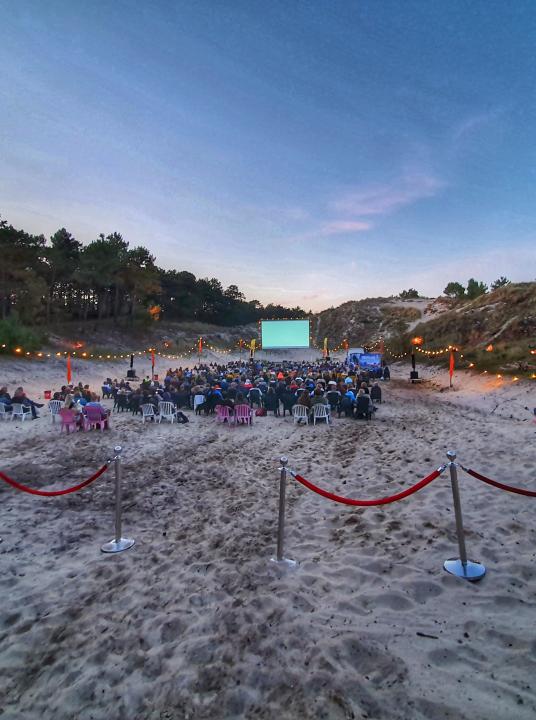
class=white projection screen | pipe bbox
[260,319,310,349]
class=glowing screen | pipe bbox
[260,319,310,349]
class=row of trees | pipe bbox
[443,276,510,300]
[0,218,306,326]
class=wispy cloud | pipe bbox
[330,172,444,217]
[452,110,502,143]
[320,219,372,235]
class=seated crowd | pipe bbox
[98,358,388,422]
[1,359,388,426]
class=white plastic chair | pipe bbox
[11,403,32,421]
[158,401,177,423]
[0,402,8,420]
[193,394,205,412]
[48,399,62,423]
[140,403,156,423]
[312,403,331,425]
[292,405,309,425]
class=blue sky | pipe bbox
[1,0,535,311]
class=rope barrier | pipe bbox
[0,464,110,497]
[461,466,536,498]
[288,465,446,507]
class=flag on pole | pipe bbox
[198,337,203,354]
[66,353,72,384]
[449,348,455,385]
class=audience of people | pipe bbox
[1,359,388,425]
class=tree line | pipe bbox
[398,278,511,302]
[443,276,510,300]
[0,217,306,327]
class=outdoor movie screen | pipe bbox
[260,319,310,349]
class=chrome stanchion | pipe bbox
[101,446,135,553]
[270,456,297,567]
[443,450,485,581]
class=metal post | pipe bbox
[443,450,485,581]
[101,446,135,553]
[270,457,296,567]
[277,457,288,560]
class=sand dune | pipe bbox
[1,357,535,719]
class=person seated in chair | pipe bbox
[370,382,382,403]
[295,389,312,424]
[263,386,279,415]
[280,387,297,417]
[0,386,12,411]
[338,394,354,418]
[13,387,43,419]
[311,387,328,406]
[354,389,374,419]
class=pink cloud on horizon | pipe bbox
[330,173,444,217]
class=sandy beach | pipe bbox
[1,356,535,720]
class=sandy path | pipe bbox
[1,362,536,719]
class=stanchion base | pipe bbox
[101,537,135,554]
[270,557,298,568]
[443,558,486,581]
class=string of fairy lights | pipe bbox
[1,336,535,378]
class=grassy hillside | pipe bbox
[313,297,429,347]
[400,282,536,374]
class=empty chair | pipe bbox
[140,403,156,423]
[84,405,108,431]
[11,403,32,422]
[312,403,331,425]
[48,399,62,423]
[193,394,205,412]
[0,402,8,421]
[233,404,253,426]
[370,385,382,403]
[59,408,78,433]
[292,404,309,425]
[215,404,232,424]
[158,401,177,423]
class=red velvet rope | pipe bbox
[0,464,109,497]
[290,467,443,506]
[462,467,536,498]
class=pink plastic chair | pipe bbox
[59,408,78,434]
[84,406,108,432]
[233,404,253,426]
[216,405,232,424]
